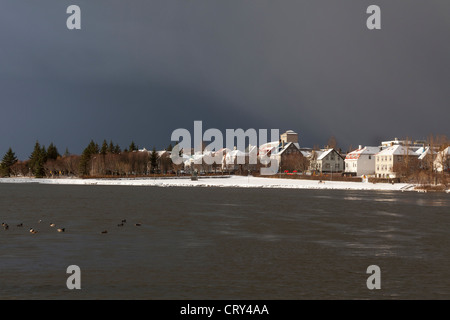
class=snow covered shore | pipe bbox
[0,176,417,192]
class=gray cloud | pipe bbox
[1,0,449,159]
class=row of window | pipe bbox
[376,155,403,162]
[377,156,392,162]
[376,165,392,171]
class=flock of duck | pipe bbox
[2,220,65,234]
[1,219,142,235]
[100,220,142,234]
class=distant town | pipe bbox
[1,131,449,188]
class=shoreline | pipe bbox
[0,176,426,192]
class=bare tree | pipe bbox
[327,136,337,149]
[62,155,80,176]
[10,161,29,177]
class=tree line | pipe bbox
[0,135,449,183]
[0,140,172,178]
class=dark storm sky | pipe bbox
[1,1,449,159]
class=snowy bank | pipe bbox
[0,176,418,192]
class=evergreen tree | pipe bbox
[83,140,98,155]
[114,144,121,154]
[79,152,90,176]
[167,144,173,152]
[150,147,159,172]
[0,147,18,177]
[41,146,48,164]
[64,147,70,157]
[100,140,108,155]
[29,141,46,178]
[79,140,99,175]
[129,141,137,152]
[108,140,114,154]
[47,143,60,160]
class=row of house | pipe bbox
[343,142,450,178]
[142,132,450,177]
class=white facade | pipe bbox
[434,147,450,173]
[344,146,379,176]
[375,145,419,178]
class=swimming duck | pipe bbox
[57,228,65,233]
[30,228,38,234]
[50,223,56,227]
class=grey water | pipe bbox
[0,183,449,299]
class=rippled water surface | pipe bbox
[0,183,449,299]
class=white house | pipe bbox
[309,148,344,173]
[375,145,419,178]
[344,146,379,176]
[434,147,450,173]
[223,148,247,172]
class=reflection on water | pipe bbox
[373,198,399,202]
[0,183,449,299]
[415,198,448,207]
[375,211,403,218]
[343,196,366,201]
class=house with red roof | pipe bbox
[344,146,380,177]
